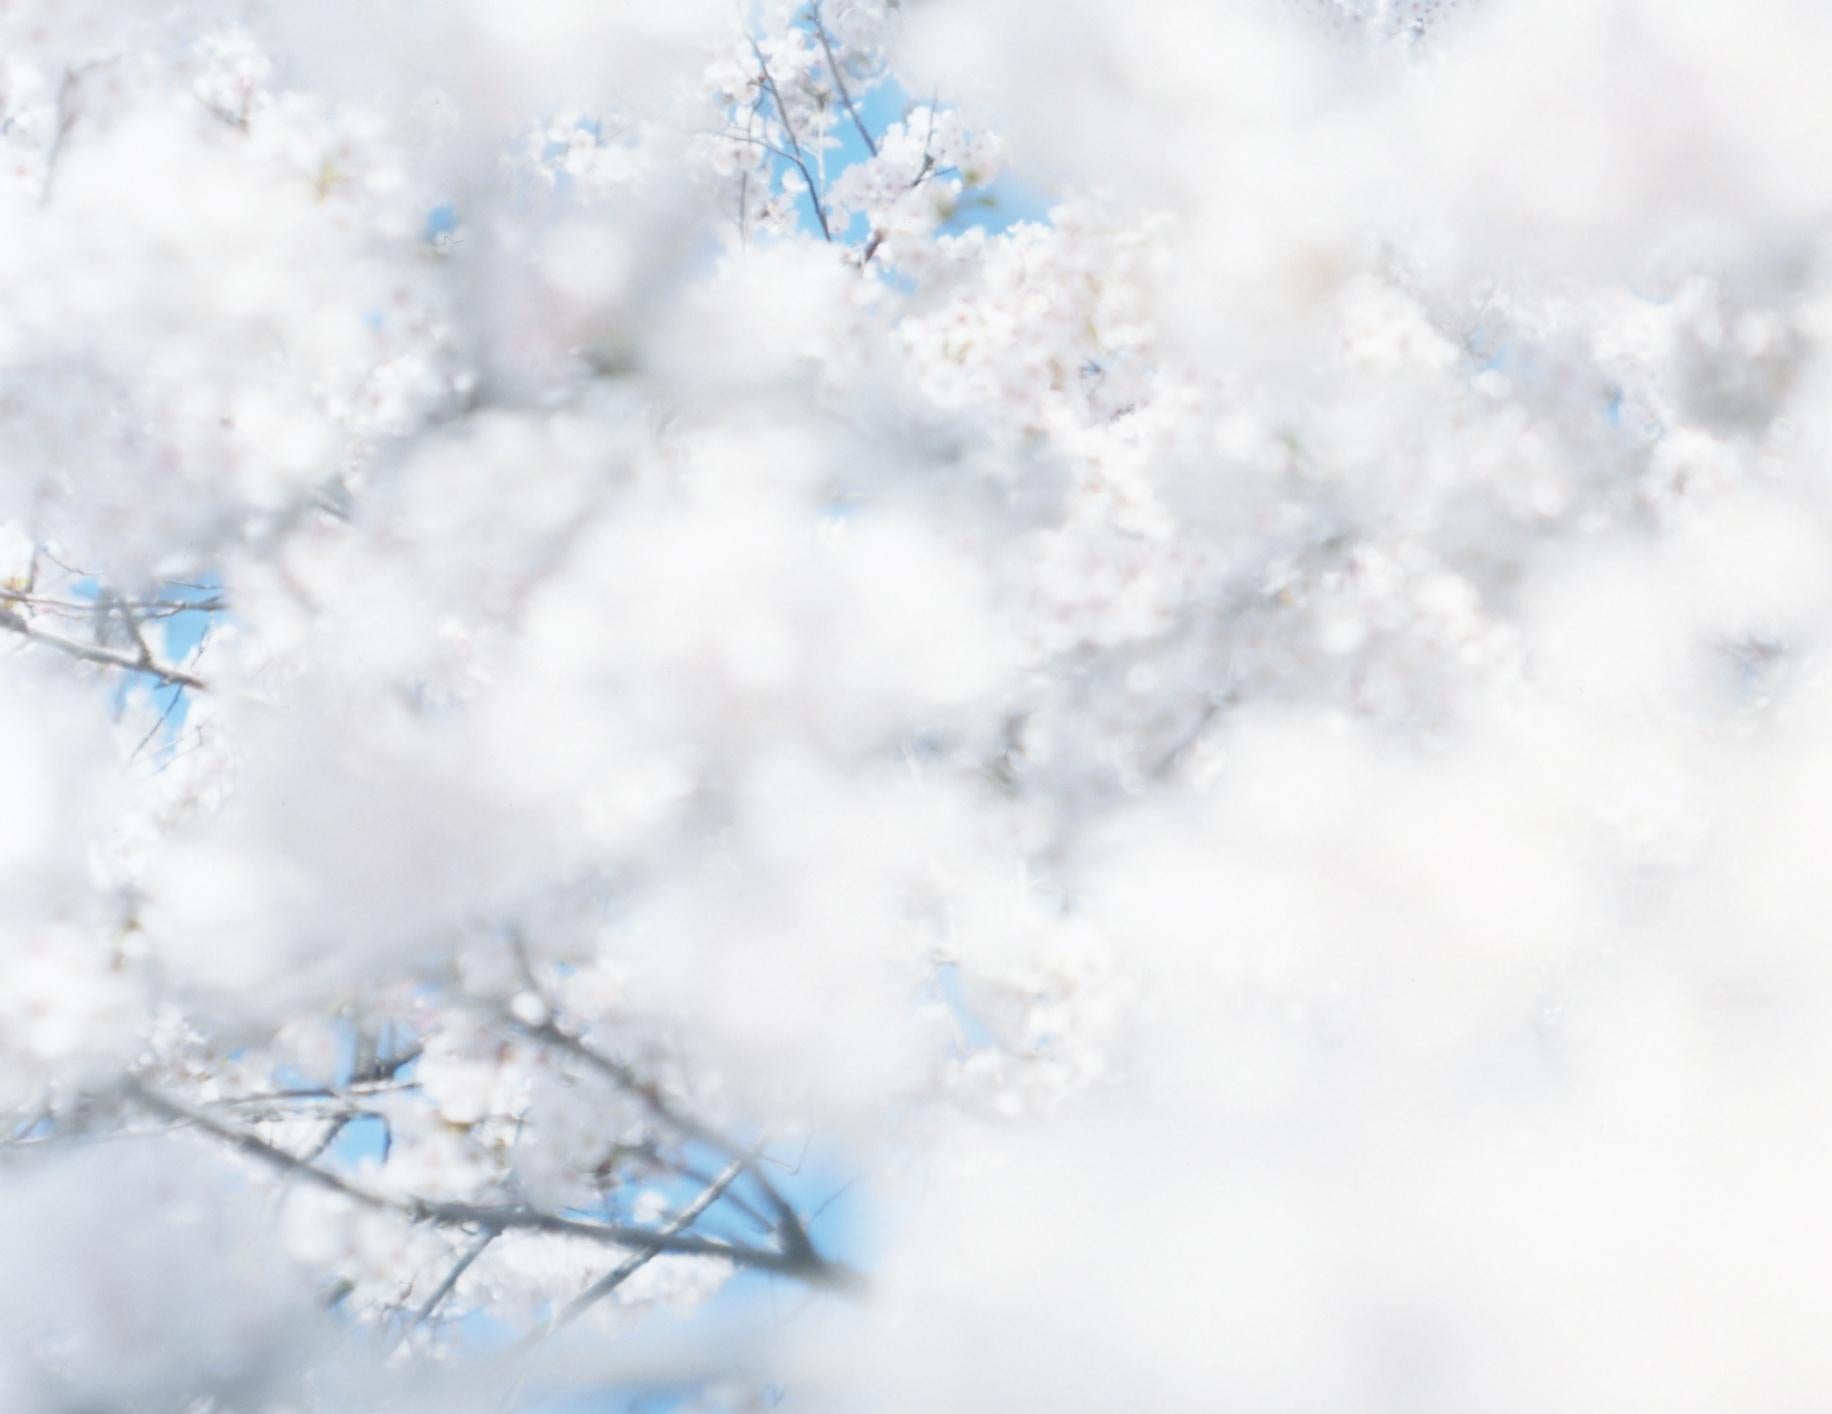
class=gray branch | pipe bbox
[810,2,878,158]
[543,1151,752,1340]
[0,605,208,691]
[126,1081,857,1288]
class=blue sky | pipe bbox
[37,573,220,756]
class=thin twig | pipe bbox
[0,586,226,617]
[42,68,81,207]
[299,1112,355,1165]
[713,130,835,243]
[630,1151,775,1233]
[540,1151,752,1342]
[128,680,189,765]
[391,1229,498,1352]
[501,1013,817,1265]
[492,935,815,1262]
[212,1076,421,1109]
[735,85,769,246]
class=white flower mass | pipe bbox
[2,0,1831,1408]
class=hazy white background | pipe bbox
[1,0,1831,1409]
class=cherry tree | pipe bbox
[4,0,1832,1408]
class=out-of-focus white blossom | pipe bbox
[4,0,1832,1409]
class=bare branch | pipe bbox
[101,588,156,668]
[0,605,208,691]
[599,1146,774,1233]
[497,936,817,1264]
[0,585,226,619]
[299,1112,355,1166]
[541,1150,752,1341]
[42,67,82,207]
[391,1229,498,1352]
[41,57,122,206]
[212,1072,421,1111]
[749,37,834,242]
[500,1011,818,1266]
[125,1081,858,1288]
[810,2,878,158]
[127,1081,375,1205]
[128,677,190,764]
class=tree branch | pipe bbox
[126,1081,857,1288]
[749,37,833,242]
[500,1012,818,1266]
[0,605,208,691]
[810,2,877,158]
[540,1151,752,1342]
[391,1229,498,1352]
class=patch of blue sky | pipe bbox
[325,1111,393,1169]
[157,575,220,659]
[424,200,463,252]
[940,167,1054,238]
[425,201,461,242]
[871,81,1053,236]
[1464,317,1638,436]
[43,571,222,755]
[752,61,1054,247]
[926,959,999,1055]
[265,1018,422,1170]
[571,1133,875,1275]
